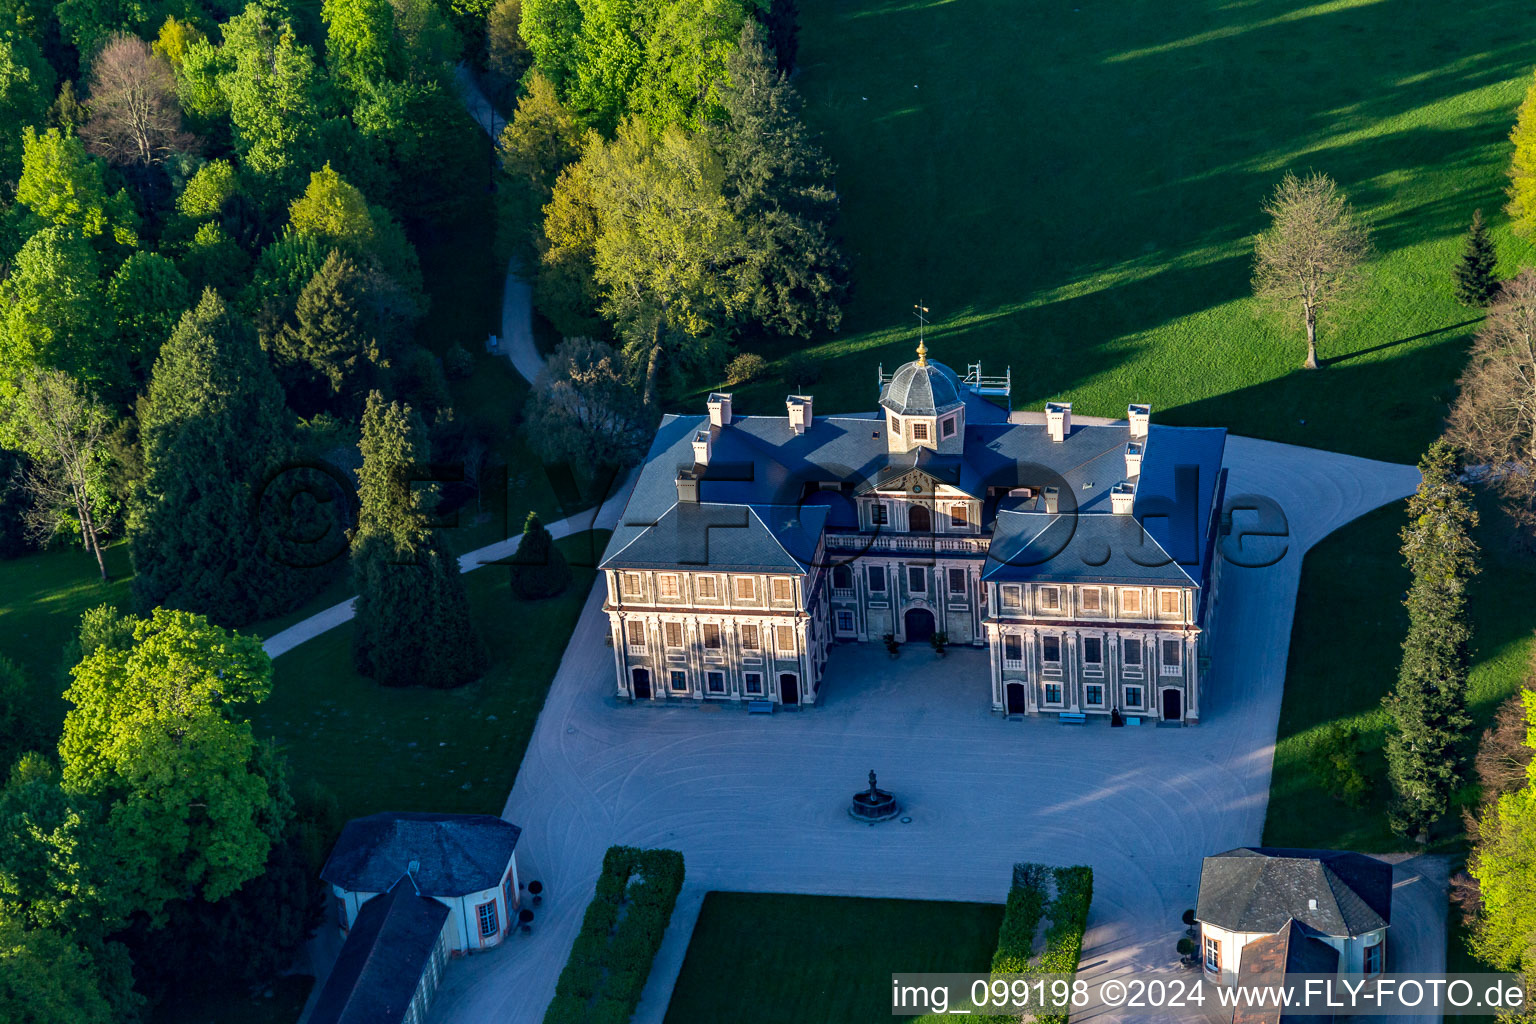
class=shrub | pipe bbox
[543,846,685,1024]
[725,351,768,385]
[1177,937,1196,956]
[1308,722,1370,806]
[444,342,474,379]
[784,351,820,389]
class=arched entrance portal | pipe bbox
[908,505,932,532]
[1161,688,1182,722]
[1005,682,1028,715]
[904,608,936,642]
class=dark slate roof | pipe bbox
[1232,921,1340,1024]
[599,408,1225,585]
[600,503,829,573]
[322,812,520,898]
[1197,848,1392,938]
[308,887,449,1024]
[983,509,1195,586]
[880,358,965,416]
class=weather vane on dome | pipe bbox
[913,302,930,365]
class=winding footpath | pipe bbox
[424,437,1438,1024]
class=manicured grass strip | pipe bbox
[663,892,1005,1024]
[545,846,685,1024]
[1264,500,1536,851]
[253,531,606,826]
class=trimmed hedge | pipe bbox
[967,862,1093,1024]
[544,846,685,1024]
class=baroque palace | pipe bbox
[597,344,1228,722]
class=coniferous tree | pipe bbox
[128,290,307,626]
[269,250,390,418]
[710,19,848,339]
[1384,440,1480,840]
[510,511,571,599]
[760,0,798,72]
[1453,210,1500,307]
[351,392,487,688]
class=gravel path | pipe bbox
[424,436,1424,1024]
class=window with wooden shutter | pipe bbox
[771,577,793,602]
[740,624,760,649]
[663,622,683,648]
[775,625,795,652]
[702,623,721,649]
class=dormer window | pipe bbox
[891,416,902,437]
[941,416,956,438]
[911,421,930,441]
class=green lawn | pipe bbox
[662,892,1005,1024]
[253,531,605,825]
[1262,499,1536,851]
[701,0,1536,464]
[149,975,313,1024]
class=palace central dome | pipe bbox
[880,341,965,417]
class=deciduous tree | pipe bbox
[107,251,190,381]
[128,290,304,626]
[519,0,582,94]
[631,0,753,131]
[1252,171,1371,369]
[1453,209,1499,307]
[487,0,531,85]
[0,226,110,395]
[1509,71,1536,239]
[0,917,117,1024]
[60,608,290,918]
[351,392,487,688]
[80,33,198,170]
[0,753,115,935]
[1447,269,1536,535]
[1384,440,1479,840]
[0,30,53,183]
[2,371,115,580]
[322,0,398,90]
[524,336,646,469]
[16,127,139,247]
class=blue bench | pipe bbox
[1059,712,1088,726]
[1124,716,1142,727]
[747,701,775,715]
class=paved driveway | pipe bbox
[427,437,1424,1024]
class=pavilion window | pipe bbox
[478,901,499,938]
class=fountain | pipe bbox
[849,769,899,822]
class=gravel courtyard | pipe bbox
[425,437,1426,1024]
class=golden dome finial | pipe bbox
[915,338,928,366]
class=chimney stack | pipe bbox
[676,468,699,503]
[1042,485,1060,515]
[1128,403,1151,439]
[1111,482,1136,515]
[1045,401,1072,442]
[708,392,733,428]
[1125,441,1144,479]
[692,428,712,467]
[787,394,813,434]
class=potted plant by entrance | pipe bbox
[1177,937,1199,968]
[930,631,949,657]
[884,633,899,658]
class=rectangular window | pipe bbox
[1044,682,1063,705]
[907,567,926,593]
[622,573,642,598]
[1363,940,1383,975]
[891,416,902,437]
[1161,639,1183,674]
[1124,684,1144,709]
[1004,634,1022,666]
[1159,590,1181,615]
[1204,937,1220,972]
[706,671,725,694]
[911,421,930,441]
[669,670,688,692]
[743,672,763,695]
[625,621,645,649]
[658,574,680,600]
[771,577,794,603]
[949,505,968,529]
[503,874,514,915]
[1081,588,1102,613]
[478,901,499,938]
[1122,589,1143,614]
[1038,586,1061,611]
[835,610,854,632]
[663,622,683,648]
[696,576,718,599]
[1001,585,1022,610]
[1083,637,1102,664]
[872,502,889,526]
[702,623,721,649]
[734,577,756,601]
[1123,640,1142,666]
[1085,683,1104,706]
[948,568,966,595]
[740,624,760,650]
[868,566,886,593]
[775,625,795,653]
[941,416,956,439]
[1042,635,1061,663]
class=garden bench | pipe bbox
[747,701,774,715]
[1124,716,1142,727]
[1059,712,1087,725]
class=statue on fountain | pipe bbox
[850,768,899,822]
